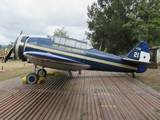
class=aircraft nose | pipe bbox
[4,31,28,63]
[13,35,24,60]
[13,31,24,60]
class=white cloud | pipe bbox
[0,0,95,45]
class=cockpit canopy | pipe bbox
[51,35,93,50]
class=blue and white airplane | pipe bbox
[5,32,157,84]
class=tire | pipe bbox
[37,69,47,77]
[26,73,39,84]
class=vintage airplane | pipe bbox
[4,32,157,84]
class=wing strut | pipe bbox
[68,70,73,78]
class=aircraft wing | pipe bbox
[122,58,158,69]
[23,51,90,71]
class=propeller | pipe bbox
[4,47,13,63]
[4,31,23,63]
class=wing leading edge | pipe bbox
[23,51,90,71]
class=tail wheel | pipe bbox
[26,73,39,84]
[37,69,47,77]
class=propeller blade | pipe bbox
[4,47,13,63]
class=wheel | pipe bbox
[26,73,39,84]
[37,69,47,77]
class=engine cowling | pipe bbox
[13,35,29,61]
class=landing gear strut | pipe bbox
[26,64,46,84]
[68,70,73,78]
[132,73,135,78]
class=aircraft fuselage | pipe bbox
[13,35,144,73]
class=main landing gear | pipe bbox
[26,65,47,84]
[132,73,135,78]
[37,69,47,77]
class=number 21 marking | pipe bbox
[134,52,139,58]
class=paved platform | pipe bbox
[0,71,160,120]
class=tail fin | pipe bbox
[122,41,157,71]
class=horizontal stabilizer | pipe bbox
[122,58,158,69]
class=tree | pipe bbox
[47,27,69,38]
[122,0,160,47]
[128,0,160,47]
[86,0,160,54]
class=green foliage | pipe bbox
[0,42,13,53]
[47,27,69,38]
[54,27,69,37]
[87,0,160,54]
[0,45,5,52]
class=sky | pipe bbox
[0,0,95,45]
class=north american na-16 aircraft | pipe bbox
[4,32,157,84]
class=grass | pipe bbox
[135,66,160,92]
[0,60,33,81]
